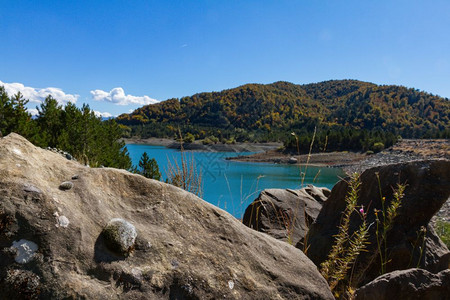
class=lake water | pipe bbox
[126,144,345,218]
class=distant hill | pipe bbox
[117,80,450,147]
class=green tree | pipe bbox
[137,152,161,180]
[0,86,15,136]
[57,102,83,155]
[96,118,132,169]
[11,92,31,134]
[36,95,62,147]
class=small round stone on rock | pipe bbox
[288,157,298,164]
[102,218,137,255]
[59,181,73,190]
[23,184,42,194]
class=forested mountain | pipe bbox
[117,80,449,152]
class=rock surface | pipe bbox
[242,186,330,247]
[0,133,333,299]
[354,268,450,300]
[306,159,450,286]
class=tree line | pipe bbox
[0,86,132,169]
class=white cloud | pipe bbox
[94,110,113,118]
[27,108,39,116]
[90,87,158,106]
[0,80,79,105]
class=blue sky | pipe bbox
[1,0,449,117]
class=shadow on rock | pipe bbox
[94,234,126,263]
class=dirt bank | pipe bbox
[227,150,366,167]
[123,137,282,153]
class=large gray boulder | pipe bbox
[242,186,330,247]
[306,160,450,287]
[0,133,333,299]
[355,268,450,300]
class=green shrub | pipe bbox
[435,219,450,249]
[371,142,385,153]
[202,137,212,145]
[202,135,219,145]
[184,132,195,143]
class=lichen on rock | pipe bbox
[5,269,41,299]
[102,218,137,255]
[11,239,38,264]
[57,215,70,228]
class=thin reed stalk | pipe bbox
[166,129,203,197]
[301,126,317,188]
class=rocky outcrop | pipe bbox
[306,160,450,286]
[0,133,333,299]
[242,186,330,247]
[354,268,450,300]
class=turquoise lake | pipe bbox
[126,144,345,218]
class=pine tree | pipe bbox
[0,86,14,136]
[138,152,161,180]
[36,95,62,147]
[11,92,34,138]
